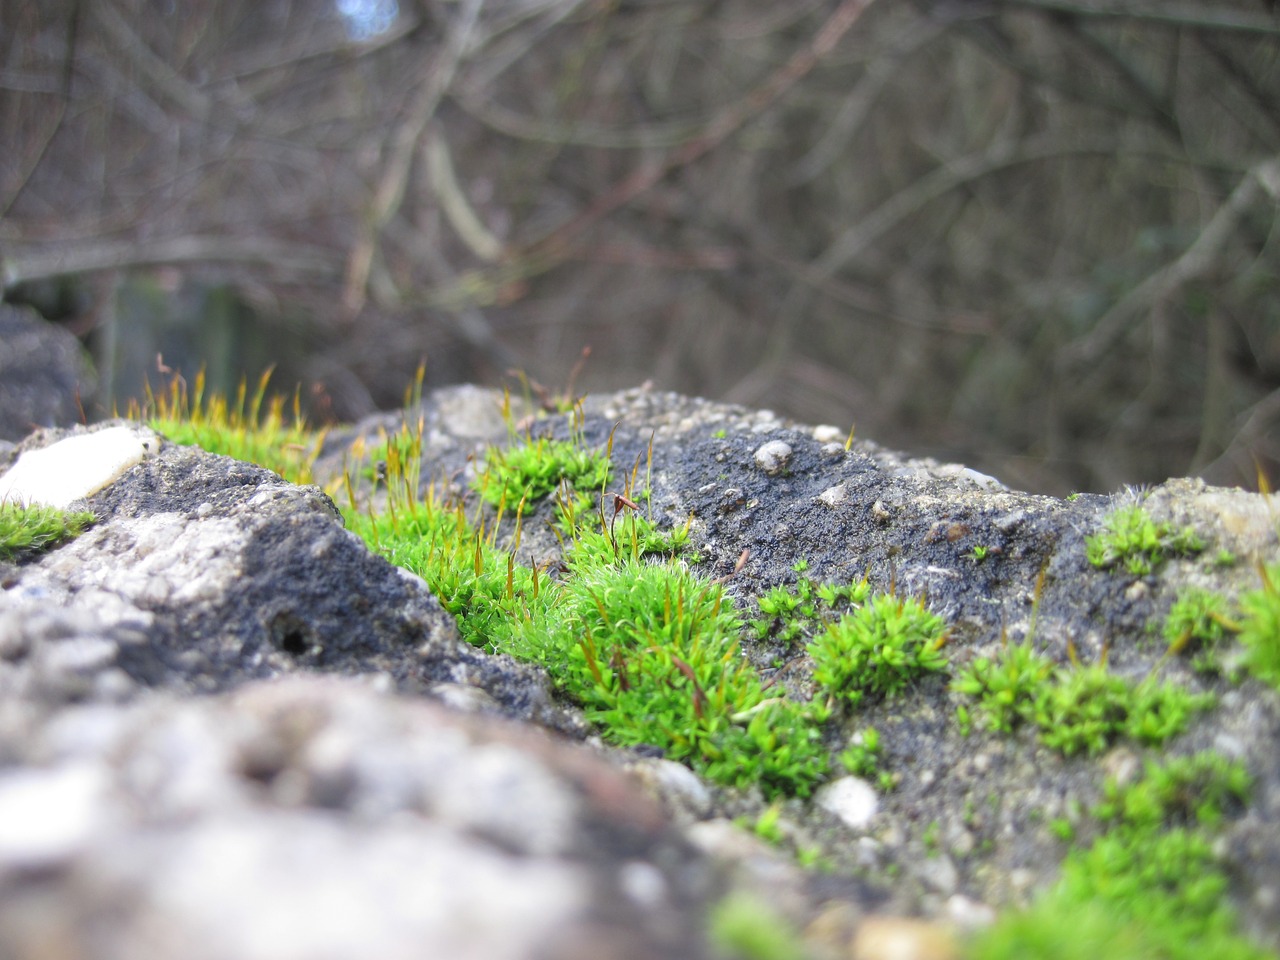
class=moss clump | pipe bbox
[1085,504,1203,576]
[521,557,830,797]
[142,368,320,485]
[473,431,611,509]
[952,642,1055,735]
[750,575,869,646]
[1239,564,1280,690]
[953,647,1212,757]
[708,893,809,960]
[969,752,1266,960]
[0,502,95,561]
[811,593,948,709]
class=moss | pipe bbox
[472,407,611,509]
[0,502,95,561]
[1085,504,1203,576]
[142,367,320,485]
[708,893,809,960]
[1239,564,1280,690]
[953,646,1212,756]
[810,592,948,709]
[968,753,1267,960]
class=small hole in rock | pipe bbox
[270,612,315,657]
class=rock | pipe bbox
[0,304,95,442]
[0,678,713,960]
[3,430,564,728]
[753,440,792,475]
[818,483,848,507]
[851,916,960,960]
[3,386,1280,958]
[816,777,879,830]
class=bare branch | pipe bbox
[3,236,341,290]
[992,0,1280,35]
[426,130,504,263]
[811,135,1131,282]
[91,1,212,120]
[526,0,880,258]
[341,0,486,315]
[1063,155,1280,369]
[451,87,703,149]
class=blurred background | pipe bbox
[3,0,1279,495]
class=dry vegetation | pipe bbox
[2,0,1279,493]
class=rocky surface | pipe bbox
[1,385,1279,959]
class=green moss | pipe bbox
[750,575,868,646]
[1085,505,1203,576]
[0,502,95,561]
[811,593,948,709]
[708,893,809,960]
[953,646,1212,756]
[969,753,1268,960]
[473,430,610,509]
[1093,752,1250,830]
[1239,564,1280,690]
[143,368,320,485]
[952,642,1055,734]
[520,557,830,797]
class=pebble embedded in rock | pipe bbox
[753,440,793,475]
[629,758,713,821]
[816,776,878,830]
[818,483,847,507]
[852,915,960,960]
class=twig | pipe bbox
[92,1,212,120]
[341,0,486,315]
[3,236,341,291]
[524,0,880,260]
[992,0,1280,35]
[1064,155,1280,369]
[426,130,504,262]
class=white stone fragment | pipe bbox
[753,440,792,475]
[815,776,878,830]
[0,426,158,508]
[945,894,997,930]
[0,764,106,868]
[932,463,1004,491]
[817,483,847,507]
[629,758,712,819]
[812,424,843,444]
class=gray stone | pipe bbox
[3,386,1280,957]
[0,304,95,442]
[0,678,713,960]
[753,440,793,475]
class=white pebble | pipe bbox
[816,776,878,830]
[818,484,847,507]
[0,764,106,868]
[0,426,158,508]
[753,441,792,476]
